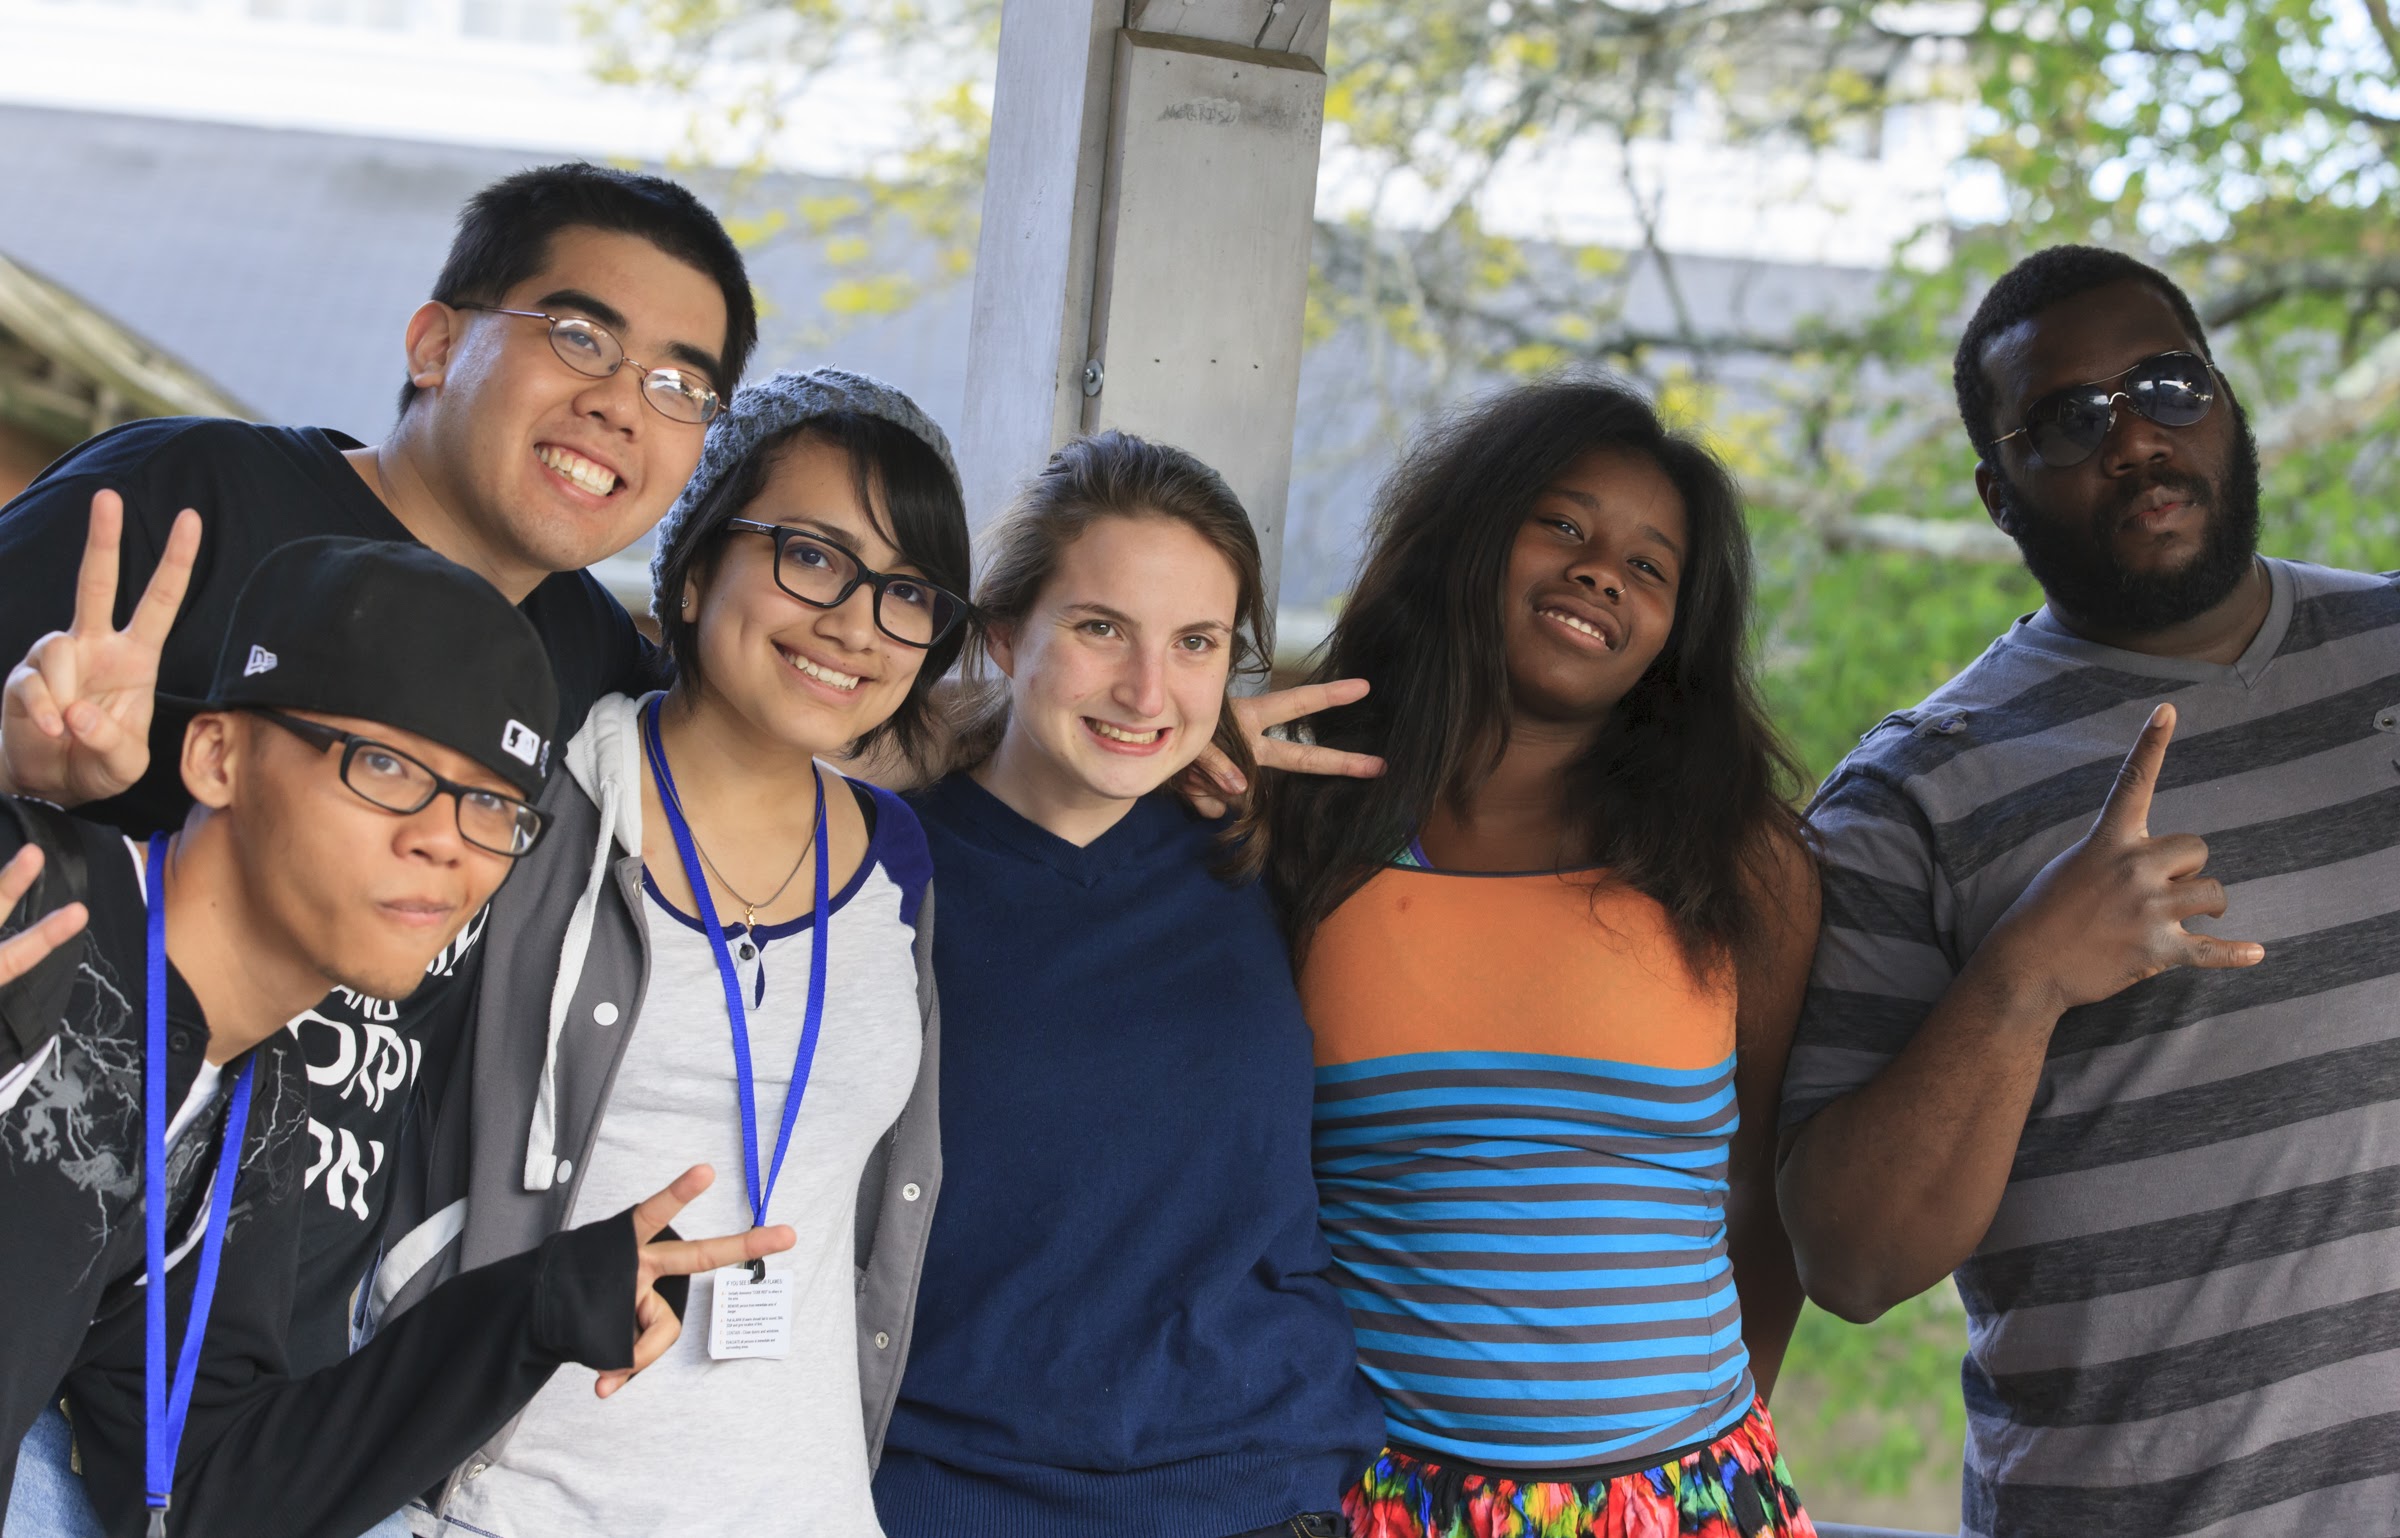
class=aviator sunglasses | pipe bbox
[1992,350,2219,469]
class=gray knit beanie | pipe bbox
[647,366,961,619]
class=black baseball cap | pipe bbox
[180,537,560,801]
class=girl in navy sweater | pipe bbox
[872,432,1384,1538]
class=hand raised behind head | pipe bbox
[1979,703,2264,1015]
[1176,677,1386,818]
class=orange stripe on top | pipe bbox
[1301,867,1735,1071]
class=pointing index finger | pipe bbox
[2094,702,2174,842]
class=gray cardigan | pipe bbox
[374,692,942,1510]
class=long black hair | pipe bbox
[1267,374,1804,972]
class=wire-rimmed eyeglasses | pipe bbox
[456,304,723,426]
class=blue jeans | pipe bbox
[6,1406,103,1538]
[4,1405,411,1538]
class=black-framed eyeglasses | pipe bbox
[247,708,550,858]
[455,304,723,426]
[722,519,968,648]
[1993,350,2219,469]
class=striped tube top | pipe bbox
[1299,861,1754,1470]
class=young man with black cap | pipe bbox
[0,161,759,1397]
[0,526,791,1537]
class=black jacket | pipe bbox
[0,800,651,1538]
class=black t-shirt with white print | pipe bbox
[0,417,666,1374]
[0,798,656,1538]
[0,800,311,1512]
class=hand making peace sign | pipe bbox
[595,1163,797,1399]
[0,489,202,806]
[1181,676,1387,819]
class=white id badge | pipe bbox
[707,1265,795,1360]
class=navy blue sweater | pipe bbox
[873,774,1382,1538]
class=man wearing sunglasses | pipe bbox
[1778,244,2400,1537]
[0,165,758,1488]
[0,531,793,1537]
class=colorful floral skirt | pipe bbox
[1343,1400,1815,1538]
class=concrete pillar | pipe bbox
[958,0,1329,606]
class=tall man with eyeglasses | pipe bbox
[1776,244,2400,1536]
[0,162,755,1529]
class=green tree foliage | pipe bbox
[1315,0,2396,777]
[593,0,2398,778]
[1773,1295,1972,1525]
[1741,0,2400,778]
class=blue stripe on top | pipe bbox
[1312,1048,1755,1468]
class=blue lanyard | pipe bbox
[143,833,256,1537]
[639,697,831,1229]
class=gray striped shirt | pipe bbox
[1782,557,2400,1538]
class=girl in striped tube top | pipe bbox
[1266,377,1822,1538]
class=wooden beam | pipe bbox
[961,0,1331,611]
[0,253,250,426]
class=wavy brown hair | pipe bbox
[952,430,1272,878]
[1266,374,1805,971]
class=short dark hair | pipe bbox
[397,163,758,416]
[651,411,972,773]
[1952,245,2212,462]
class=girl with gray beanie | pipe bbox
[375,368,970,1538]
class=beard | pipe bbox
[1995,397,2263,634]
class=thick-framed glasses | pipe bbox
[455,304,723,426]
[1993,350,2219,469]
[722,518,968,649]
[247,708,550,858]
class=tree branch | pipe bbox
[1820,513,2020,562]
[2200,257,2400,328]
